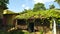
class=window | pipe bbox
[17,19,26,25]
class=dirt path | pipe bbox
[34,32,40,34]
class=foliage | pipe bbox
[39,9,60,18]
[33,3,46,12]
[0,30,29,34]
[0,0,9,9]
[55,0,60,5]
[49,4,55,9]
[20,9,32,14]
[16,9,60,19]
[0,0,9,4]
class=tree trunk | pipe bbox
[0,9,3,25]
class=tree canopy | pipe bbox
[0,0,9,9]
[55,0,60,5]
[33,3,46,12]
[0,0,9,4]
[49,4,55,9]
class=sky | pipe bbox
[7,0,60,13]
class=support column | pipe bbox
[53,18,56,34]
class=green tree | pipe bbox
[33,3,46,12]
[0,0,9,9]
[20,9,32,14]
[49,4,55,9]
[0,0,9,25]
[55,0,60,5]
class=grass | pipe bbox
[0,30,44,34]
[0,30,30,34]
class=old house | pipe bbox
[14,13,51,32]
[3,10,19,27]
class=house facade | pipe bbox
[3,10,19,26]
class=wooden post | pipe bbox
[15,19,18,29]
